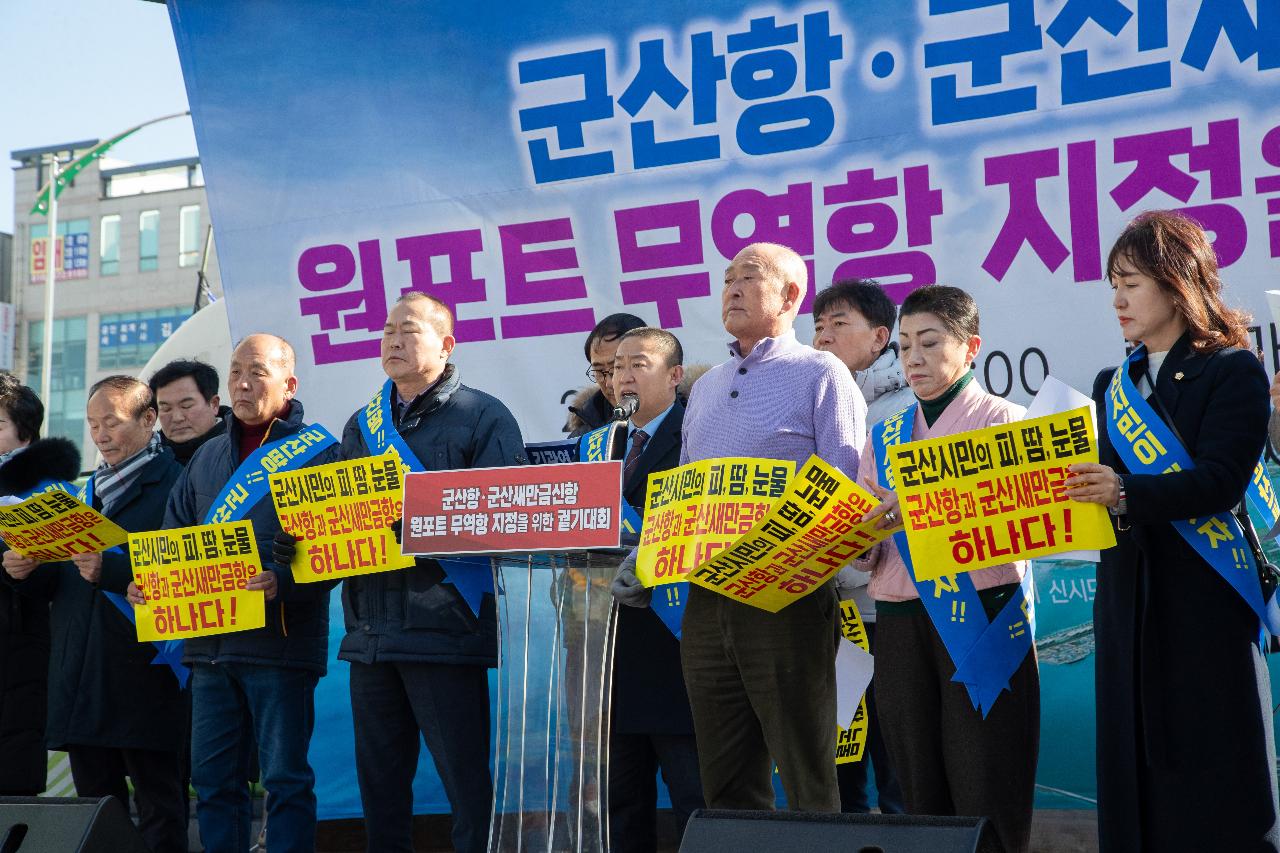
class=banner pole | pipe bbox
[39,153,60,435]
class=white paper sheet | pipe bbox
[1025,376,1101,562]
[835,639,875,729]
[1266,290,1280,328]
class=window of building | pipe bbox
[100,214,120,276]
[97,307,191,369]
[179,205,201,268]
[26,317,88,457]
[139,210,159,272]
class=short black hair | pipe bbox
[88,375,156,419]
[812,279,898,343]
[617,327,684,369]
[584,313,647,362]
[396,291,455,337]
[0,373,43,442]
[149,359,220,402]
[899,285,979,341]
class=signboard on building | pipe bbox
[29,221,90,284]
[99,314,189,350]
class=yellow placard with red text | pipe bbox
[835,598,870,766]
[270,452,415,582]
[129,521,266,641]
[888,406,1116,582]
[0,488,128,561]
[689,456,891,612]
[636,457,794,587]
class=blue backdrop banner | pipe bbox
[165,0,1280,818]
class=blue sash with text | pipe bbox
[872,405,1035,718]
[357,379,426,471]
[1106,347,1280,635]
[358,379,492,617]
[205,423,337,525]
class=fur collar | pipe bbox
[0,437,82,496]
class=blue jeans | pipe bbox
[190,662,319,853]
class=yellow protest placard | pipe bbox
[889,406,1117,582]
[270,452,413,583]
[836,598,870,766]
[636,457,794,587]
[0,488,128,561]
[689,456,891,612]
[129,521,266,641]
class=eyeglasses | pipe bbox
[586,367,614,383]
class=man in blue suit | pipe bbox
[608,327,703,852]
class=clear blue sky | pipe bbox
[0,0,195,234]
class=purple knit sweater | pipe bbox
[681,330,867,479]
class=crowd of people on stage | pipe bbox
[0,208,1277,853]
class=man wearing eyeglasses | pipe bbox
[565,313,648,436]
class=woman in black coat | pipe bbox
[0,379,81,794]
[1067,211,1279,852]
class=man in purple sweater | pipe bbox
[615,242,867,813]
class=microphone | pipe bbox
[612,394,639,422]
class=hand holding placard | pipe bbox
[2,548,39,581]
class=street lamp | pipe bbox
[29,110,190,434]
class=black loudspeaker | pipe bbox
[0,797,149,853]
[679,809,1006,853]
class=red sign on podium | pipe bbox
[402,461,623,555]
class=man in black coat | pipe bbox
[149,334,339,853]
[608,327,703,852]
[0,379,74,796]
[287,293,525,853]
[4,376,187,852]
[150,358,232,467]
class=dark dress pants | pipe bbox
[680,584,840,812]
[875,606,1040,853]
[607,732,703,852]
[350,660,492,853]
[68,743,187,853]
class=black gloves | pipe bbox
[271,530,298,569]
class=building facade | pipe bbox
[8,140,223,458]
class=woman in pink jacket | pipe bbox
[857,285,1039,853]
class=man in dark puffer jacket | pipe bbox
[312,293,524,853]
[149,334,339,853]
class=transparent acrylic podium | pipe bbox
[485,549,624,853]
